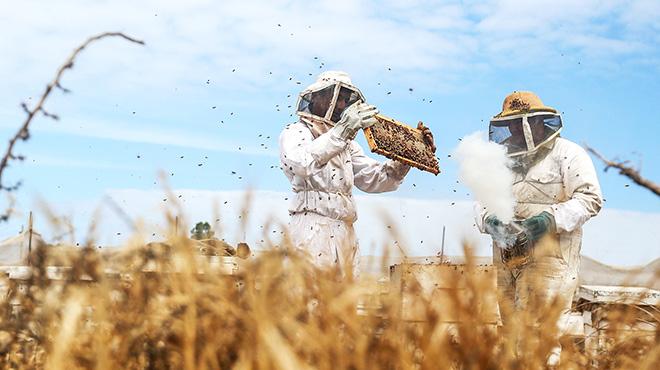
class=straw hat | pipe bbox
[494,91,557,118]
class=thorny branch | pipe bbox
[585,145,660,197]
[0,32,144,222]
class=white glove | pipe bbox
[332,102,379,141]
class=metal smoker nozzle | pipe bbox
[507,222,524,234]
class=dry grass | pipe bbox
[0,218,658,370]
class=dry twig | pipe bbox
[585,145,660,197]
[0,32,145,222]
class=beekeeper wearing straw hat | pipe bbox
[279,71,434,277]
[476,91,602,365]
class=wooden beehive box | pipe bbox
[363,114,440,175]
[576,285,660,358]
[389,263,498,323]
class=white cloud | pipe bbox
[619,0,660,31]
[43,117,277,157]
[0,110,277,157]
[23,155,139,171]
[1,0,657,101]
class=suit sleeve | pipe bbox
[279,124,348,179]
[548,143,603,232]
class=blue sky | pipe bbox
[0,0,658,264]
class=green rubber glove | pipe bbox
[521,211,556,242]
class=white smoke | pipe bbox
[453,131,515,223]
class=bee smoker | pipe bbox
[500,221,533,268]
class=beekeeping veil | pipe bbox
[489,91,562,162]
[296,71,365,133]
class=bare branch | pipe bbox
[1,180,23,192]
[0,195,16,222]
[55,81,71,94]
[20,102,30,114]
[0,32,144,221]
[585,145,660,197]
[40,108,60,121]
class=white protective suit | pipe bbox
[280,121,410,276]
[476,136,602,332]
